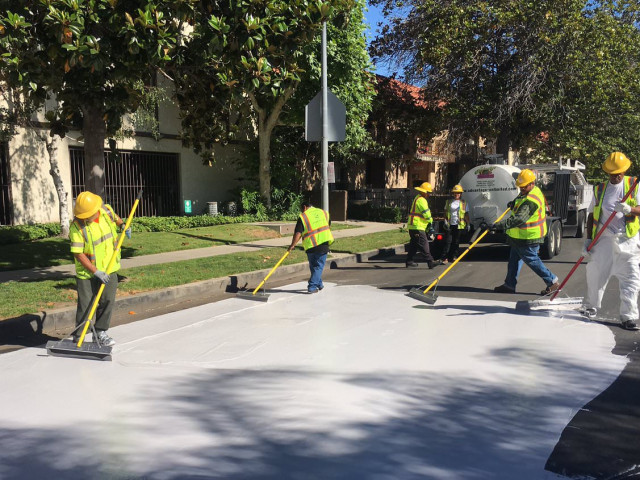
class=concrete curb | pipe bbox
[5,244,405,337]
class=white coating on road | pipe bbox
[0,283,627,479]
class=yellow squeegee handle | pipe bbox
[421,207,512,295]
[252,250,290,295]
[77,190,143,347]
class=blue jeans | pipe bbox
[505,243,557,290]
[307,251,327,292]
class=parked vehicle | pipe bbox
[432,159,594,259]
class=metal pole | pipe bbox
[321,21,329,212]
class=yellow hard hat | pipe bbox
[516,169,536,187]
[415,182,433,193]
[452,184,464,193]
[74,191,102,219]
[602,152,631,174]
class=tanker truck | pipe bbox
[435,159,593,259]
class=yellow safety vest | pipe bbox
[444,199,467,228]
[506,186,548,240]
[69,205,121,279]
[408,195,432,231]
[300,207,334,251]
[593,176,639,238]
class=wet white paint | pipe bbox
[0,283,627,479]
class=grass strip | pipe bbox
[0,222,359,272]
[0,228,406,320]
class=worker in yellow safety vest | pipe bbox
[492,169,560,296]
[69,191,131,345]
[288,202,334,294]
[582,152,640,330]
[405,182,442,269]
[439,184,470,264]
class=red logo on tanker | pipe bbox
[475,166,496,179]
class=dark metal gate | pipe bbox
[0,142,12,225]
[70,148,180,217]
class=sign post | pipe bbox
[305,22,346,212]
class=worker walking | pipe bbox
[69,191,130,345]
[439,184,470,264]
[405,182,442,268]
[582,152,640,331]
[493,169,560,295]
[288,202,334,294]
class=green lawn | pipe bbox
[0,228,406,320]
[0,222,358,271]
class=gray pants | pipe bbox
[75,274,119,332]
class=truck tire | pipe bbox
[575,210,586,238]
[553,221,562,255]
[541,223,557,259]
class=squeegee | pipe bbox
[407,207,512,305]
[46,189,143,360]
[237,250,290,302]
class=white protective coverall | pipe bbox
[585,181,640,321]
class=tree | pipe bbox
[173,0,356,207]
[269,0,375,192]
[369,0,640,166]
[0,0,194,196]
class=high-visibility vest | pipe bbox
[444,199,467,228]
[300,207,334,251]
[593,176,639,238]
[69,205,121,279]
[506,186,548,240]
[408,194,432,231]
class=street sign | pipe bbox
[327,162,335,183]
[305,90,346,142]
[184,200,192,214]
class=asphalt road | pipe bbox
[3,234,639,478]
[323,235,640,480]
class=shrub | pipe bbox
[348,203,403,223]
[0,223,62,245]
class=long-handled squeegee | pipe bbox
[407,207,512,305]
[516,176,640,312]
[236,250,290,302]
[46,190,143,360]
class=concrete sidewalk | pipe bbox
[0,220,407,342]
[0,220,402,283]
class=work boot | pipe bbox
[94,330,116,347]
[428,260,443,269]
[494,284,515,293]
[621,320,639,331]
[406,261,419,268]
[540,282,560,296]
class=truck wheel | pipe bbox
[575,210,586,238]
[541,225,556,259]
[553,222,562,255]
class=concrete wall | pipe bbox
[5,75,245,225]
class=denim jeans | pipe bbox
[307,251,327,292]
[504,243,557,290]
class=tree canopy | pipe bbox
[172,0,367,205]
[370,0,640,172]
[0,0,194,195]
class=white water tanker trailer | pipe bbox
[435,160,593,259]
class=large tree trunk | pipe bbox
[41,134,70,236]
[248,87,296,209]
[257,121,272,208]
[81,104,107,197]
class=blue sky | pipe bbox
[362,1,395,77]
